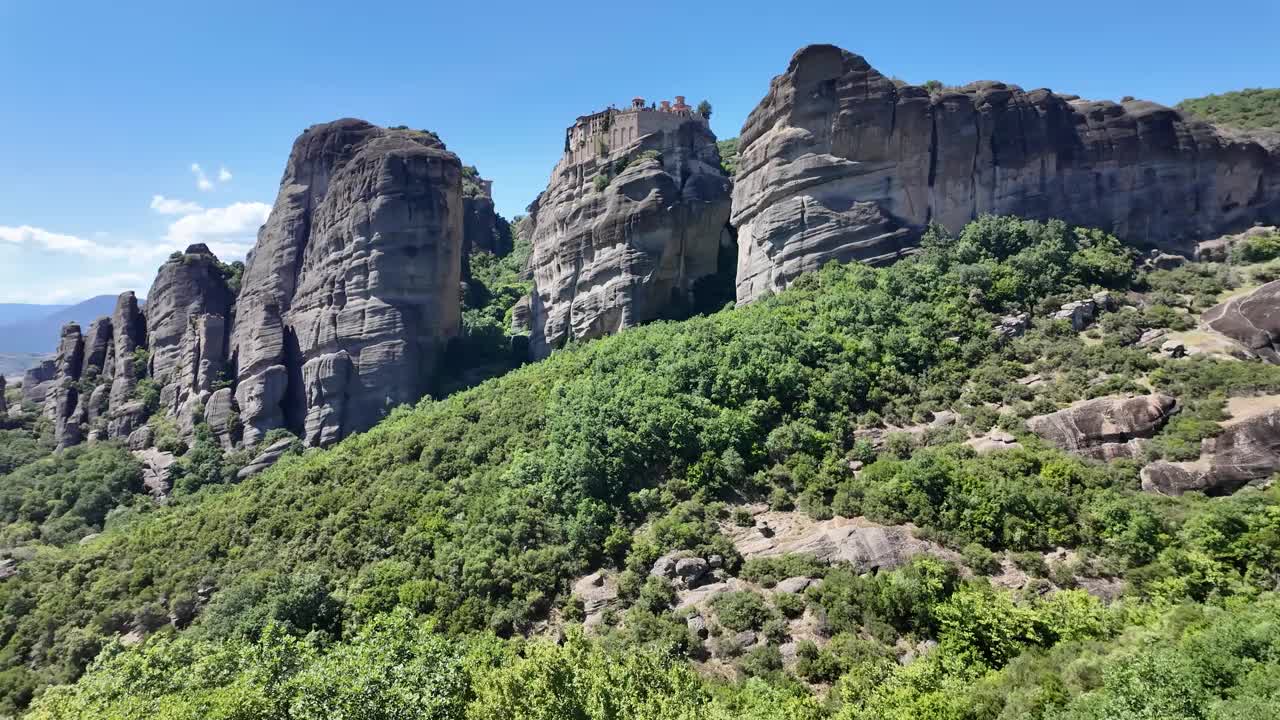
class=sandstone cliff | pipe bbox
[732,44,1280,303]
[522,111,733,358]
[230,119,464,446]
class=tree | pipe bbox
[697,99,712,119]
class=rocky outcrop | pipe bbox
[1028,394,1178,460]
[230,119,463,446]
[236,438,297,480]
[730,511,958,573]
[106,292,147,434]
[732,44,1280,303]
[524,111,733,358]
[43,323,87,448]
[462,166,511,258]
[22,360,56,407]
[0,376,7,417]
[1203,279,1280,362]
[144,245,234,437]
[1142,406,1280,495]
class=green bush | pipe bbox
[711,590,775,633]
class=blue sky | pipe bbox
[1,0,1276,303]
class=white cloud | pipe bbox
[164,201,271,249]
[150,194,204,215]
[191,163,214,191]
[218,167,233,183]
[0,225,123,258]
[36,272,151,304]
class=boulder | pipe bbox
[1142,407,1280,495]
[1053,300,1097,331]
[127,423,155,451]
[686,614,709,639]
[231,119,463,447]
[134,448,177,497]
[1146,252,1188,270]
[774,576,813,594]
[966,427,1022,454]
[236,438,297,480]
[996,313,1030,340]
[1203,280,1280,362]
[523,109,733,358]
[1028,394,1178,461]
[732,44,1280,303]
[674,557,709,588]
[650,552,679,579]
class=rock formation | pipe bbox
[1028,394,1178,461]
[521,102,733,358]
[230,119,464,447]
[1142,406,1280,495]
[144,245,234,438]
[462,166,512,258]
[0,376,7,417]
[105,292,148,439]
[1203,279,1280,362]
[21,119,470,458]
[732,44,1280,303]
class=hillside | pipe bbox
[5,216,1280,718]
[0,305,67,327]
[0,295,120,354]
[1178,87,1280,130]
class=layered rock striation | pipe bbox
[22,119,467,454]
[521,106,733,357]
[1028,394,1178,461]
[230,119,464,446]
[732,44,1280,303]
[1203,279,1280,362]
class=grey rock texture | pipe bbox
[1142,407,1280,495]
[0,376,7,417]
[462,167,511,258]
[145,245,234,437]
[82,317,113,379]
[1202,279,1280,362]
[44,323,86,448]
[108,292,147,411]
[230,118,463,447]
[731,513,958,573]
[732,44,1280,303]
[1028,394,1178,460]
[22,360,57,406]
[525,117,733,358]
[134,448,177,497]
[236,438,296,480]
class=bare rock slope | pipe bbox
[732,44,1280,303]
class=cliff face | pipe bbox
[732,44,1280,303]
[230,119,463,446]
[145,245,234,439]
[21,119,465,453]
[522,115,733,358]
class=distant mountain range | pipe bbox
[0,295,122,356]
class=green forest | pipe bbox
[1178,87,1280,130]
[4,217,1280,719]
